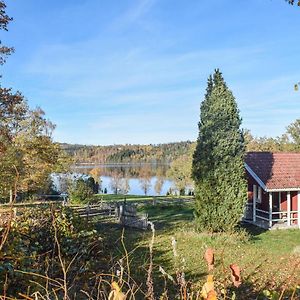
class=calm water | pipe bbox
[98,175,173,196]
[71,163,174,196]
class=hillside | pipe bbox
[60,141,194,164]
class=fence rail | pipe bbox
[69,202,149,230]
[71,203,115,219]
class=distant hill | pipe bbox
[60,141,194,164]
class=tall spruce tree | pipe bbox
[192,69,247,232]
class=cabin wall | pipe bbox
[259,191,269,211]
[291,191,298,225]
[281,192,287,211]
[272,192,280,212]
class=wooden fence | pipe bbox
[71,203,115,219]
[70,202,149,230]
[116,203,149,230]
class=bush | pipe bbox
[0,205,101,297]
[68,178,94,204]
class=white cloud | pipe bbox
[107,0,157,33]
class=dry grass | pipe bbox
[1,201,300,299]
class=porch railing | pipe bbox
[254,208,298,227]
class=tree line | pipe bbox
[64,120,300,167]
[245,120,300,152]
[62,141,193,164]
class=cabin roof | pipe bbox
[245,152,300,191]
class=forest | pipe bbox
[61,119,300,166]
[61,141,193,164]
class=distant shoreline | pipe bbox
[72,162,170,168]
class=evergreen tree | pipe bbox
[192,69,247,232]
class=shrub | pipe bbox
[68,178,94,204]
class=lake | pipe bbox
[70,163,174,196]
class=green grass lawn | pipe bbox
[94,202,300,298]
[93,193,193,202]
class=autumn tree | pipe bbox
[120,174,130,195]
[89,167,102,192]
[245,119,300,152]
[167,144,195,195]
[0,1,13,65]
[192,69,247,232]
[139,165,152,195]
[89,167,101,179]
[0,1,69,201]
[286,119,300,148]
[110,171,123,194]
[154,168,165,196]
[286,0,300,5]
[0,2,25,200]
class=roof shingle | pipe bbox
[245,152,300,190]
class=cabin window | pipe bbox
[257,187,262,204]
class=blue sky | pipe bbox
[1,0,300,145]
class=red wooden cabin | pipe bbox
[244,152,300,229]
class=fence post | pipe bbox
[145,213,148,230]
[115,204,119,219]
[119,205,123,224]
[86,204,90,225]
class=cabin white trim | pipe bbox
[267,187,300,192]
[257,186,262,204]
[269,192,273,228]
[298,191,300,229]
[245,163,267,191]
[287,191,291,226]
[279,192,281,211]
[253,184,257,222]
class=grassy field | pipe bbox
[94,201,300,298]
[1,199,300,298]
[93,193,193,202]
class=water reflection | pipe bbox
[71,163,173,196]
[73,163,169,177]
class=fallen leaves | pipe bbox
[201,248,242,299]
[230,264,242,288]
[108,281,126,300]
[201,275,215,299]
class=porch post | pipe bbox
[279,192,281,211]
[297,191,300,228]
[253,185,257,223]
[287,191,291,226]
[269,192,273,228]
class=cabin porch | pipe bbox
[244,187,300,230]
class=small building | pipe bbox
[244,152,300,229]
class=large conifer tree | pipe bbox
[192,69,247,232]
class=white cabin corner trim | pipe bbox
[244,163,267,191]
